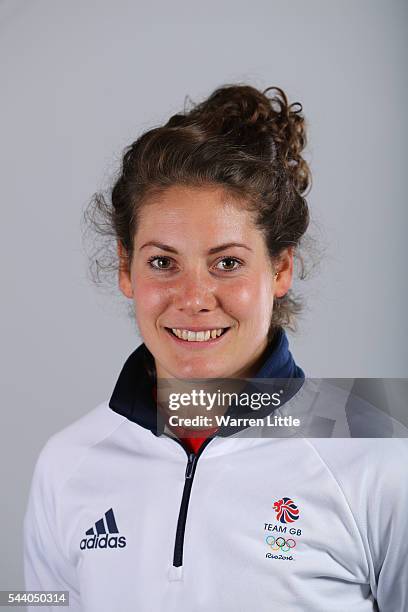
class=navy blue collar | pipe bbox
[109,328,304,437]
[254,327,304,380]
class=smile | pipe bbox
[164,327,230,343]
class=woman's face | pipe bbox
[119,185,293,379]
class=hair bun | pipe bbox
[167,84,309,194]
[173,84,273,137]
[194,84,272,125]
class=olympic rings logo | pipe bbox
[265,535,296,553]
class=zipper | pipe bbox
[170,436,214,567]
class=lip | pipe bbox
[163,326,231,348]
[164,326,230,332]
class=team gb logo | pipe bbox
[273,497,300,524]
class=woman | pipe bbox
[24,84,408,611]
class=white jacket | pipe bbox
[23,341,408,612]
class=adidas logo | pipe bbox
[80,508,127,550]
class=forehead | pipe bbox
[135,185,259,244]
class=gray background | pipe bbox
[1,0,407,602]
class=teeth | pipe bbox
[170,328,226,341]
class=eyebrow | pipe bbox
[139,241,253,254]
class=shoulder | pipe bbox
[305,438,408,547]
[31,401,127,494]
[306,437,408,487]
[304,437,408,538]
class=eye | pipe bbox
[147,255,174,270]
[214,256,243,272]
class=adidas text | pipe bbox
[80,534,127,550]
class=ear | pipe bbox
[117,241,133,299]
[274,247,294,298]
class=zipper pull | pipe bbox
[185,452,197,479]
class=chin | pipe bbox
[170,360,227,380]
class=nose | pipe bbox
[171,268,218,315]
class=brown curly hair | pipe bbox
[83,83,312,339]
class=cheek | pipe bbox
[223,276,274,321]
[132,277,169,320]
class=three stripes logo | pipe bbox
[80,508,127,550]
